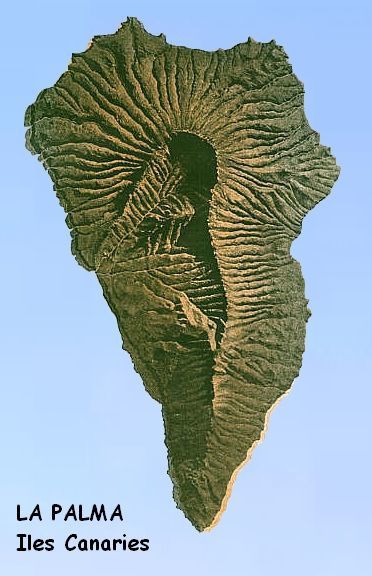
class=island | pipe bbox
[25,17,340,531]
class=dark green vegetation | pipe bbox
[25,18,339,530]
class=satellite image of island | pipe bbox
[24,17,340,531]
